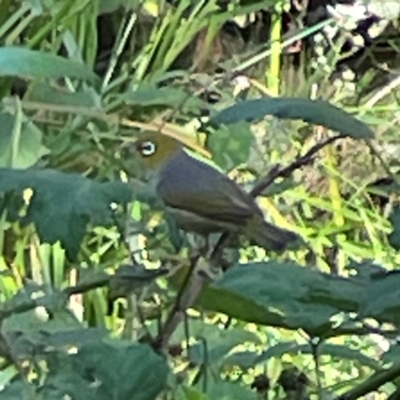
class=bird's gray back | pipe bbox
[156,151,258,224]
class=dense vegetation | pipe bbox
[1,1,400,399]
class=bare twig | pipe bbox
[250,133,346,198]
[210,133,346,263]
[152,257,212,350]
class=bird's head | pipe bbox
[132,132,184,171]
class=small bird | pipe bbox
[129,132,302,252]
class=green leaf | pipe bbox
[317,344,379,369]
[26,82,100,108]
[1,291,107,358]
[42,371,97,400]
[255,342,305,364]
[122,83,206,109]
[360,270,400,325]
[343,261,400,326]
[388,207,400,250]
[0,111,49,168]
[181,387,211,400]
[188,327,261,366]
[43,352,99,400]
[0,380,31,400]
[207,122,254,170]
[0,46,97,81]
[382,344,400,366]
[210,97,374,139]
[76,340,170,400]
[199,261,364,335]
[2,340,168,400]
[223,351,260,369]
[0,168,132,260]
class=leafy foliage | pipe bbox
[1,340,169,400]
[1,1,400,400]
[0,111,49,168]
[0,168,132,260]
[0,47,97,81]
[201,261,400,334]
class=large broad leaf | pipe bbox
[199,261,365,336]
[2,341,169,400]
[0,47,97,81]
[0,168,132,260]
[0,111,49,168]
[0,381,31,400]
[388,206,400,251]
[359,270,400,326]
[209,97,374,139]
[198,260,400,335]
[75,340,170,400]
[2,309,107,359]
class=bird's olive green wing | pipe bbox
[156,151,257,225]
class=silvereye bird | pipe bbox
[131,133,302,252]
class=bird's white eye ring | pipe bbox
[140,141,156,157]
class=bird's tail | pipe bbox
[245,218,303,252]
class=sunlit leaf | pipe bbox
[223,350,260,369]
[317,344,379,369]
[255,342,304,364]
[0,111,49,168]
[181,386,211,400]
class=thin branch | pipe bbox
[152,256,211,350]
[250,133,346,198]
[210,133,346,263]
[0,274,110,321]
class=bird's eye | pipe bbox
[139,141,156,157]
